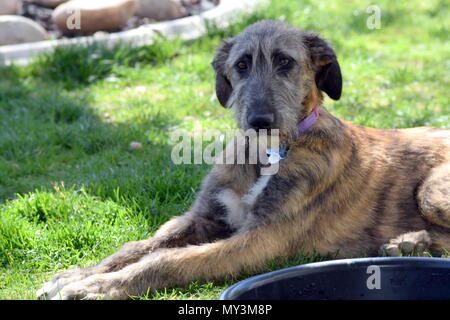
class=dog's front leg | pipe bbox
[47,156,330,299]
[52,222,291,299]
[37,169,235,300]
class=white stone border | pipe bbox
[0,0,267,66]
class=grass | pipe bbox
[0,0,449,299]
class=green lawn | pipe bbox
[0,0,449,299]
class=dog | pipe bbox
[37,20,450,300]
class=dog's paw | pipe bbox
[47,274,128,300]
[379,230,431,257]
[37,267,91,300]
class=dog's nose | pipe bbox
[247,112,275,129]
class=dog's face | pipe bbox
[212,20,342,136]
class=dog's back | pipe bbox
[296,118,450,256]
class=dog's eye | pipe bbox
[235,61,248,71]
[279,58,292,69]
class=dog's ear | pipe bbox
[212,39,234,108]
[304,32,342,100]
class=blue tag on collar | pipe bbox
[266,148,288,164]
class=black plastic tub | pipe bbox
[219,257,450,300]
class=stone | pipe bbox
[136,0,186,21]
[0,0,20,15]
[129,141,143,150]
[29,0,69,8]
[0,15,48,46]
[52,0,137,34]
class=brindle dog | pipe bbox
[38,20,450,300]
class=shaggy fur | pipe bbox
[37,20,450,300]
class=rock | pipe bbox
[200,0,215,11]
[129,141,143,150]
[136,0,186,21]
[0,15,48,46]
[0,0,20,15]
[29,0,69,9]
[52,0,137,34]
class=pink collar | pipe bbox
[266,106,320,164]
[297,105,320,136]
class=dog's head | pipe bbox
[212,20,342,136]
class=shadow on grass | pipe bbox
[30,35,184,90]
[0,59,207,214]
